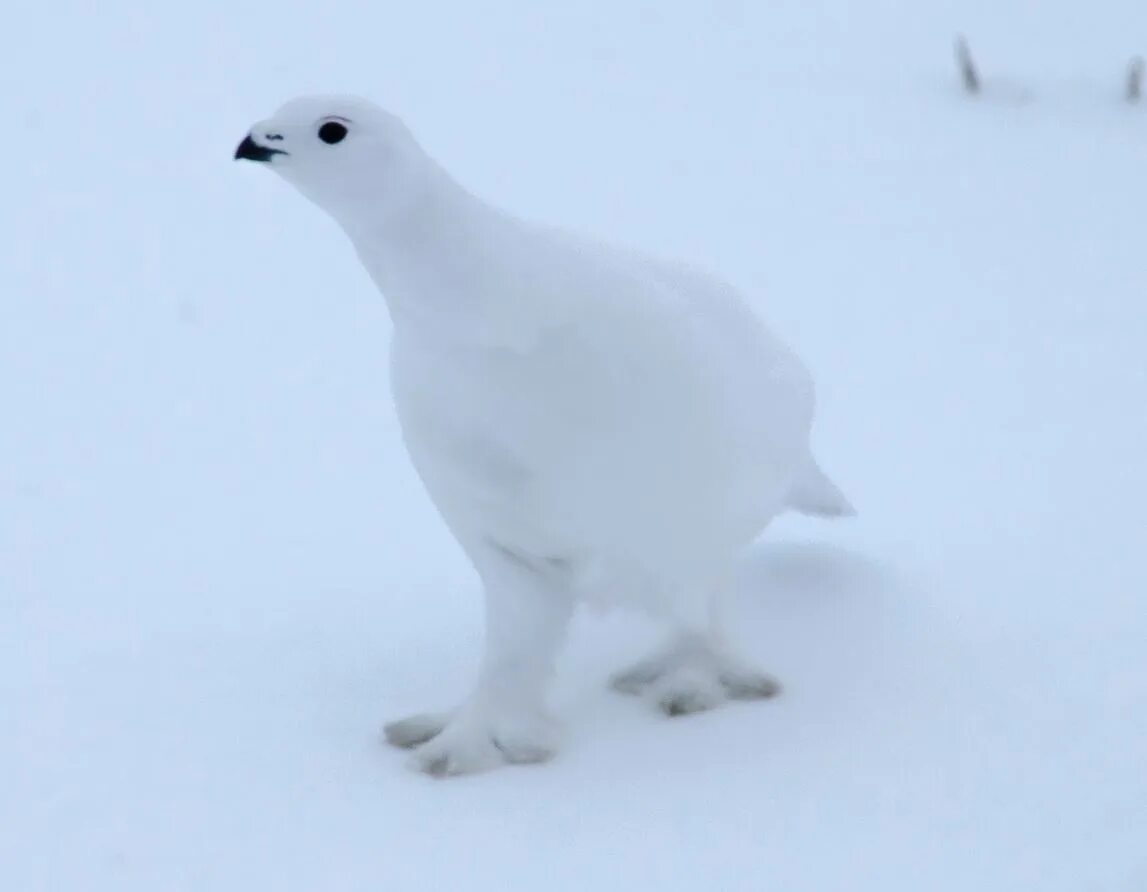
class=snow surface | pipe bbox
[3,1,1146,889]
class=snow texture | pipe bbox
[3,0,1146,889]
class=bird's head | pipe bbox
[234,95,434,224]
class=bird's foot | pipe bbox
[611,636,780,717]
[384,706,559,777]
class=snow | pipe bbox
[3,1,1145,889]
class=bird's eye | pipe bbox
[317,121,348,144]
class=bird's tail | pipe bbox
[785,456,856,518]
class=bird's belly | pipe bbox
[390,320,805,583]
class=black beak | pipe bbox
[234,134,286,162]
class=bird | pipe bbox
[234,95,853,776]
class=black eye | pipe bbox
[318,122,348,144]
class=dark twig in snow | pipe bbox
[956,35,981,95]
[1128,57,1143,103]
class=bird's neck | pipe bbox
[338,171,570,350]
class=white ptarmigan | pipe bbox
[235,95,853,776]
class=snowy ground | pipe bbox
[4,1,1146,889]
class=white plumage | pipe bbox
[236,95,852,775]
